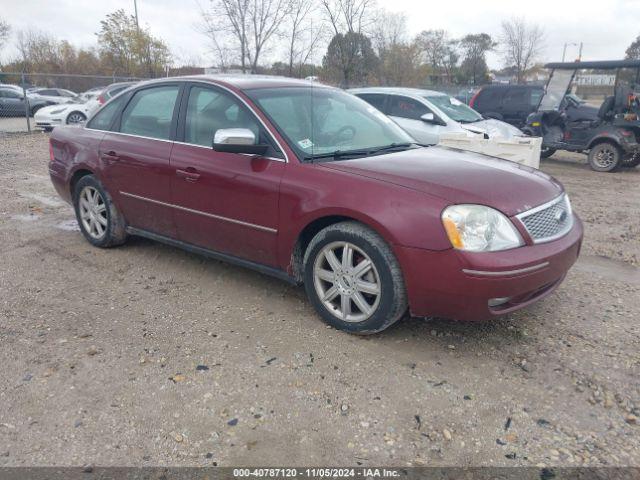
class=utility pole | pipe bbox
[578,42,583,61]
[562,42,581,62]
[134,0,140,33]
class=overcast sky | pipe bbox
[1,0,638,69]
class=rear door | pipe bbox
[500,86,531,127]
[170,83,285,266]
[98,83,182,237]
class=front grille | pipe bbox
[517,194,573,243]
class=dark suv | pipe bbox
[470,85,597,128]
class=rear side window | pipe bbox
[39,89,58,96]
[119,85,180,140]
[357,93,387,112]
[474,88,501,110]
[387,95,430,120]
[87,95,128,131]
[503,87,529,105]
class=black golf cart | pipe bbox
[523,60,640,172]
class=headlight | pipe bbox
[48,108,66,115]
[442,205,523,252]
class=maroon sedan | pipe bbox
[48,76,583,334]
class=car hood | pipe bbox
[462,119,522,139]
[320,146,563,216]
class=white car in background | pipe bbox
[350,87,523,143]
[350,87,541,167]
[34,101,92,131]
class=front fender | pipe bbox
[276,163,452,272]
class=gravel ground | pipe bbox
[0,132,638,467]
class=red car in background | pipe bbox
[48,76,583,334]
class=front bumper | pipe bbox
[396,214,583,320]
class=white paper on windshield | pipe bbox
[450,97,463,106]
[298,138,314,149]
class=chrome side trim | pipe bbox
[462,262,549,277]
[172,140,285,163]
[85,128,174,144]
[119,191,277,234]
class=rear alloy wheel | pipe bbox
[66,112,86,124]
[303,221,407,334]
[73,175,127,248]
[588,142,621,172]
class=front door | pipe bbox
[99,84,181,237]
[170,84,285,267]
[386,95,442,144]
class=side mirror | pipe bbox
[212,128,269,155]
[420,113,435,122]
[420,112,445,126]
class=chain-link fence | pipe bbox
[0,72,141,134]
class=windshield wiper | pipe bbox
[304,143,415,162]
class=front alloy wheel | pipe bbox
[313,241,381,323]
[303,221,408,334]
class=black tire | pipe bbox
[303,221,408,334]
[588,141,622,172]
[43,127,53,133]
[540,147,556,159]
[66,111,87,125]
[621,152,640,168]
[72,175,127,248]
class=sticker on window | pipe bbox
[298,138,314,149]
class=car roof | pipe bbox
[133,74,324,92]
[348,87,447,97]
[481,84,542,90]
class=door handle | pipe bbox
[100,150,120,162]
[176,168,201,182]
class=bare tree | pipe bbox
[500,17,544,83]
[371,10,407,54]
[322,0,376,35]
[285,0,325,76]
[415,29,458,84]
[0,17,10,64]
[201,0,292,73]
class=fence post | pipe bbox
[21,71,31,133]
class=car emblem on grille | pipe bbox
[554,208,567,224]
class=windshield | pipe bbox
[424,95,483,123]
[539,69,574,111]
[246,87,414,160]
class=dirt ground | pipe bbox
[0,132,638,467]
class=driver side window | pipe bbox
[387,96,430,120]
[184,86,262,148]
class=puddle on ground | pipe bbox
[56,219,80,232]
[576,255,640,285]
